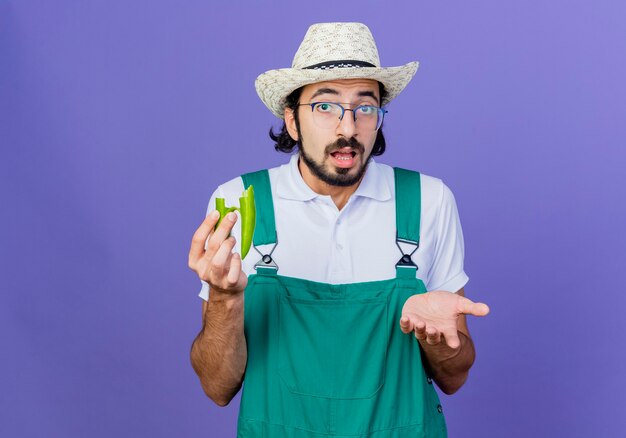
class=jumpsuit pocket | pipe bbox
[278,295,388,400]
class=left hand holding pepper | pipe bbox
[399,291,490,349]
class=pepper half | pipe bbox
[214,185,256,260]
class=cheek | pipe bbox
[363,134,378,153]
[302,131,333,153]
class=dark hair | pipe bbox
[269,82,388,156]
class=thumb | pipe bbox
[458,297,490,317]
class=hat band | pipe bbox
[303,60,376,70]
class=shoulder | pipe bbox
[211,160,291,200]
[372,161,450,207]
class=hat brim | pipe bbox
[255,61,419,119]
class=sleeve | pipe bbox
[198,185,224,302]
[425,182,469,293]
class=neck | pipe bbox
[298,158,363,211]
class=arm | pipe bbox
[188,211,248,406]
[399,287,489,395]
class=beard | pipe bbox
[299,136,371,187]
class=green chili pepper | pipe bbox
[214,185,256,260]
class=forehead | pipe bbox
[301,78,380,101]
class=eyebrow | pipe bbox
[309,87,380,105]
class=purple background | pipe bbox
[2,1,625,437]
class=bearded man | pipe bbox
[189,22,489,437]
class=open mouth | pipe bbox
[330,150,357,161]
[329,149,358,167]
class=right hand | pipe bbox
[188,210,248,296]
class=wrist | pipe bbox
[422,332,474,375]
[420,331,467,362]
[208,287,244,306]
[419,337,461,361]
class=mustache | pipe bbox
[325,137,365,155]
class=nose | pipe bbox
[336,109,357,138]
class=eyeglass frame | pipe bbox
[297,101,388,131]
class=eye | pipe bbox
[315,103,334,113]
[358,105,376,115]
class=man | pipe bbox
[188,22,489,437]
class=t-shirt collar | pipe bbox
[276,152,391,202]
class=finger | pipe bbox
[442,328,461,349]
[204,212,238,259]
[226,252,243,288]
[414,320,427,341]
[399,316,413,333]
[457,297,490,317]
[425,327,441,345]
[189,210,220,266]
[209,236,237,279]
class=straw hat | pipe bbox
[255,22,419,119]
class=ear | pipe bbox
[284,108,299,142]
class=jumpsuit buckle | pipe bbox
[254,254,279,271]
[252,235,279,272]
[395,237,419,270]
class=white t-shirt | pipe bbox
[199,153,468,300]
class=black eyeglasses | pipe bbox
[298,102,387,131]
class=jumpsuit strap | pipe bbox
[393,167,422,279]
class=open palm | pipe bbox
[400,291,490,349]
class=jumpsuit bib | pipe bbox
[236,168,447,437]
